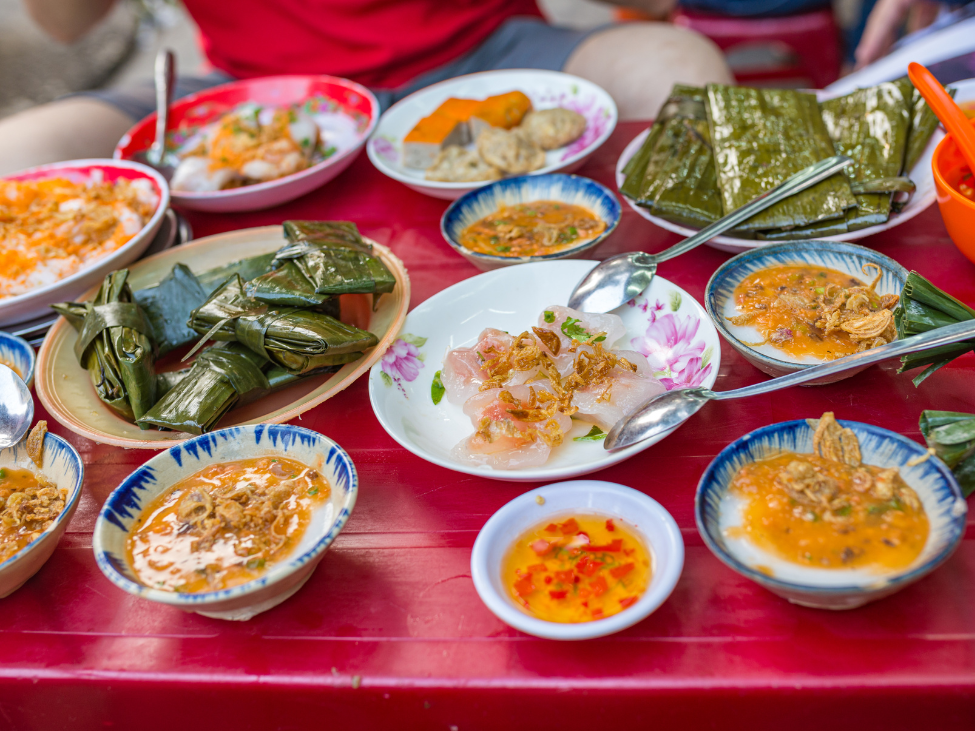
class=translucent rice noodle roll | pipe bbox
[441,328,544,405]
[570,349,665,432]
[535,305,627,376]
[451,384,572,470]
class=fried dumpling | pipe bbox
[521,108,587,150]
[425,146,501,182]
[476,127,546,175]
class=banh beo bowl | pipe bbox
[93,424,358,621]
[0,432,84,597]
[471,480,684,640]
[705,240,908,385]
[440,173,621,271]
[932,114,975,266]
[696,418,966,610]
[0,331,36,389]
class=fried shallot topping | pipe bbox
[25,421,47,468]
[475,387,565,448]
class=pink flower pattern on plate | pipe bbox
[629,296,713,390]
[382,338,424,383]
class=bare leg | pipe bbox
[0,97,134,176]
[564,23,732,120]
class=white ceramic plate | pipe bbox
[0,159,169,326]
[36,226,410,449]
[614,82,975,253]
[367,260,720,482]
[367,69,618,200]
[471,480,684,640]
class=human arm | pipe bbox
[22,0,117,43]
[854,0,942,68]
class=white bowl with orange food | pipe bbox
[471,479,684,640]
[705,240,908,385]
[367,70,618,200]
[92,424,357,621]
[696,415,967,610]
[0,159,169,327]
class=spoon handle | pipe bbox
[909,63,975,171]
[652,155,854,264]
[711,318,975,400]
[149,49,175,166]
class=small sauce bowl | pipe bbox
[0,331,35,389]
[471,479,683,640]
[932,116,975,265]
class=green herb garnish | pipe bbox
[574,426,607,442]
[246,558,266,570]
[431,370,445,405]
[543,311,555,324]
[561,317,605,343]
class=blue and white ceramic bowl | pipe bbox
[705,240,908,385]
[441,173,621,271]
[696,419,967,610]
[0,432,84,597]
[93,424,358,621]
[0,331,36,389]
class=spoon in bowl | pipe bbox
[0,364,34,450]
[131,49,179,181]
[604,318,975,451]
[908,62,975,174]
[567,155,854,313]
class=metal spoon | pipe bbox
[131,49,179,180]
[0,364,34,450]
[567,155,854,313]
[604,318,975,451]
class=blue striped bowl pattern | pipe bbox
[0,433,84,595]
[705,240,908,381]
[92,424,358,619]
[696,419,967,609]
[440,173,621,270]
[0,331,36,389]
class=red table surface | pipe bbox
[3,122,975,730]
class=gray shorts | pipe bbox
[82,17,599,120]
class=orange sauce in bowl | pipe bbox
[0,466,67,563]
[502,514,651,623]
[459,201,606,257]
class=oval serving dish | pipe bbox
[696,418,966,610]
[471,479,684,640]
[705,240,908,385]
[440,173,620,271]
[92,424,358,621]
[0,331,36,389]
[0,432,84,597]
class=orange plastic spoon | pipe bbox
[909,61,975,173]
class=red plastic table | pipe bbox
[3,122,974,730]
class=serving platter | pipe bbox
[367,259,720,482]
[114,75,379,212]
[614,81,975,253]
[0,159,169,327]
[36,226,410,449]
[367,69,618,200]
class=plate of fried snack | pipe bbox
[368,70,617,199]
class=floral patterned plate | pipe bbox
[368,260,720,482]
[367,70,618,200]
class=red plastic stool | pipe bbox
[669,7,842,89]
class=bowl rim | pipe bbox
[470,480,685,640]
[704,239,909,371]
[367,68,619,190]
[439,173,622,264]
[91,424,358,606]
[0,331,37,386]
[694,418,966,595]
[0,432,84,574]
[113,74,380,200]
[0,158,170,313]
[932,116,975,214]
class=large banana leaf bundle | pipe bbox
[895,271,975,385]
[248,221,396,307]
[55,270,157,422]
[187,274,375,374]
[919,411,975,496]
[133,264,209,355]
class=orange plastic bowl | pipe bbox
[932,117,975,265]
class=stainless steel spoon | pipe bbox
[604,318,975,451]
[567,155,854,313]
[0,364,34,450]
[131,49,179,180]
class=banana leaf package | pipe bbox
[247,221,396,307]
[894,271,975,385]
[187,274,376,374]
[53,270,157,423]
[619,85,724,229]
[919,411,975,497]
[904,86,954,173]
[137,342,318,434]
[133,264,210,355]
[705,85,857,233]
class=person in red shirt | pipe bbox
[0,0,731,175]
